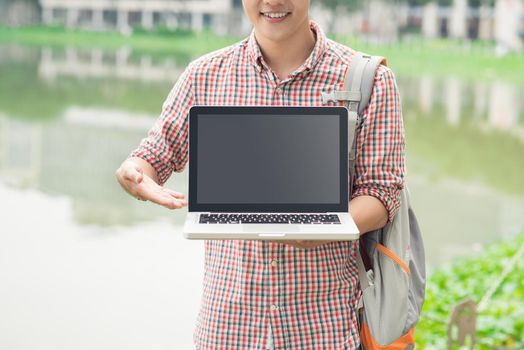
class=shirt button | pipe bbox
[270,304,279,311]
[271,259,278,267]
[275,87,283,94]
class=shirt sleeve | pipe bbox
[127,64,194,186]
[350,65,406,223]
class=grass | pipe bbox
[0,25,241,58]
[332,35,524,87]
[1,25,523,86]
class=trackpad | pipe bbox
[242,225,300,233]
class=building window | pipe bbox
[203,13,212,28]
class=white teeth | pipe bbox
[263,12,289,19]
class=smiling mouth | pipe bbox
[260,12,291,20]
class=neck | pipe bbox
[255,20,316,80]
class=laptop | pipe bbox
[183,106,360,241]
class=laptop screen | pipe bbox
[188,106,348,212]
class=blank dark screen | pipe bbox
[196,114,340,204]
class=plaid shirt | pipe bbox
[129,20,405,350]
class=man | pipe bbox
[115,0,405,349]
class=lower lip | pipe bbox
[261,13,290,24]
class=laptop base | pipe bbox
[183,212,360,240]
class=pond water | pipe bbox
[1,44,523,350]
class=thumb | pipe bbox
[134,166,144,184]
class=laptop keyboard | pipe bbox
[199,213,341,224]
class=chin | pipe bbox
[257,24,293,42]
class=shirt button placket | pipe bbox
[274,86,284,105]
[269,258,279,310]
[268,252,280,347]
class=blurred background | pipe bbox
[0,0,523,349]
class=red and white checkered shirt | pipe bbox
[129,20,405,350]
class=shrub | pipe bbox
[417,234,524,349]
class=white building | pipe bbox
[417,0,524,52]
[39,0,247,35]
[494,0,524,53]
[33,0,524,51]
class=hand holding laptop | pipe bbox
[116,160,188,209]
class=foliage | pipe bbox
[0,25,239,57]
[416,234,524,349]
[330,35,524,87]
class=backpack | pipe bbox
[321,53,426,349]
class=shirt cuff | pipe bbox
[127,148,173,186]
[351,184,402,223]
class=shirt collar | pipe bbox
[247,20,327,76]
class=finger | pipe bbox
[149,194,184,209]
[162,187,187,200]
[159,188,188,206]
[122,167,143,184]
[276,240,332,249]
[281,240,306,249]
[135,167,143,184]
[142,187,187,209]
[283,240,330,249]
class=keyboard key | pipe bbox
[199,213,341,224]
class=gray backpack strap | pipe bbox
[321,52,386,195]
[345,54,387,116]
